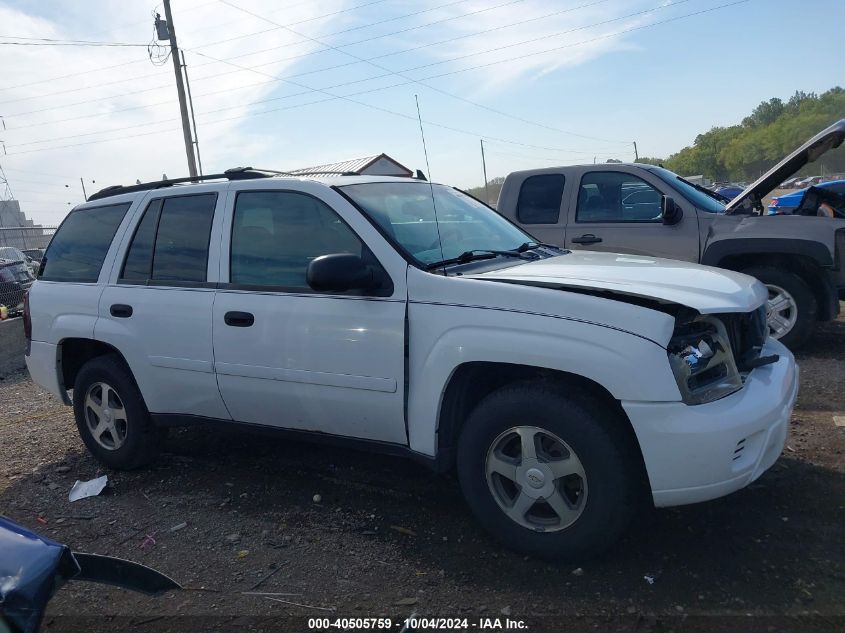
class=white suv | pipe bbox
[25,169,798,559]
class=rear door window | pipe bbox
[120,193,216,284]
[516,174,565,224]
[40,202,131,282]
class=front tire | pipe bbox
[73,354,159,470]
[456,382,641,561]
[742,266,816,349]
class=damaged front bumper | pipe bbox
[621,338,798,507]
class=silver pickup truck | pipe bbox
[498,120,845,349]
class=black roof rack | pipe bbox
[87,167,292,202]
[87,166,428,202]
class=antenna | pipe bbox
[414,95,433,181]
[414,94,445,268]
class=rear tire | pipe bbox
[456,381,641,561]
[73,354,159,470]
[742,266,816,349]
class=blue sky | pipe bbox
[0,0,842,224]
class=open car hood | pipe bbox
[468,251,767,314]
[726,118,845,213]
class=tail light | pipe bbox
[770,197,779,207]
[23,290,32,342]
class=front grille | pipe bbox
[719,305,767,372]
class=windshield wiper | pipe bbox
[517,241,568,253]
[425,249,529,271]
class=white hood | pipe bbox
[467,251,768,314]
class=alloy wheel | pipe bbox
[765,283,798,339]
[84,381,128,450]
[485,426,587,532]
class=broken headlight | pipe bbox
[667,315,742,405]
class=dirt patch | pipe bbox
[1,316,843,630]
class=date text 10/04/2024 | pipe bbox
[307,617,529,630]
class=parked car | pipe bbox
[22,247,45,274]
[768,179,845,214]
[0,246,34,300]
[779,177,804,188]
[499,119,845,349]
[794,176,823,188]
[713,184,744,200]
[0,259,26,314]
[25,168,797,560]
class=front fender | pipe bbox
[406,304,681,457]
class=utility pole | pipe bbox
[158,0,198,178]
[633,141,639,161]
[79,178,88,201]
[480,139,489,204]
[180,51,203,176]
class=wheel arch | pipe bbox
[58,337,133,393]
[434,362,650,489]
[715,251,836,321]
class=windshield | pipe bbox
[647,167,727,213]
[339,182,535,267]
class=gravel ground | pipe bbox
[1,315,843,632]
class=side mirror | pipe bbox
[661,195,683,225]
[307,253,379,293]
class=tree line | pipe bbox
[467,87,845,202]
[637,87,845,182]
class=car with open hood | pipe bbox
[24,168,796,560]
[499,119,845,349]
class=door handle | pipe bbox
[571,234,603,245]
[224,311,254,327]
[110,304,133,318]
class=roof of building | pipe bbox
[288,153,412,177]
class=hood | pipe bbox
[726,119,845,213]
[467,251,767,314]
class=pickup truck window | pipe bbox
[230,191,365,288]
[576,172,662,223]
[517,174,565,224]
[40,202,131,283]
[340,182,533,267]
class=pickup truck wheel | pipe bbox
[742,266,816,349]
[72,355,159,470]
[456,382,639,561]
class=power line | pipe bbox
[0,0,218,92]
[0,38,149,47]
[217,0,632,145]
[0,0,423,103]
[2,0,748,158]
[0,0,537,113]
[4,0,638,131]
[0,166,79,178]
[0,0,558,117]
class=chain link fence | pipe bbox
[0,226,57,314]
[0,226,57,251]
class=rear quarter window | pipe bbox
[40,202,132,282]
[120,193,217,284]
